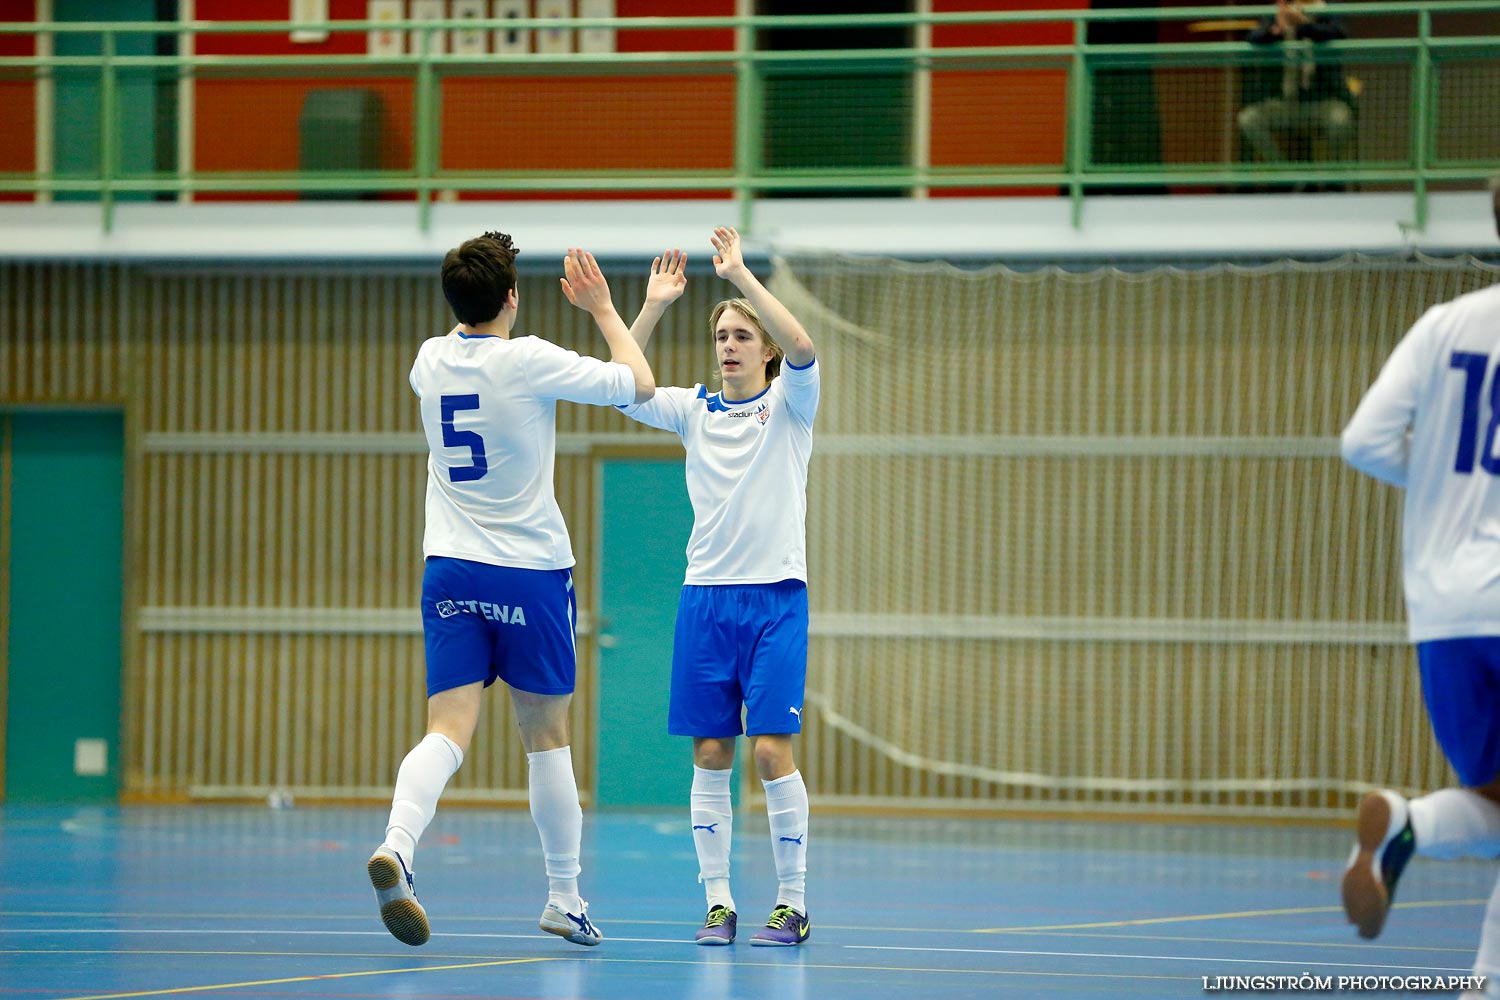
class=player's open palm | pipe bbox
[560,248,612,313]
[711,226,748,282]
[646,248,688,308]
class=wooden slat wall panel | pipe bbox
[0,262,130,402]
[121,264,735,801]
[3,254,1484,814]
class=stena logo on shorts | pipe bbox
[441,600,528,625]
[469,600,527,625]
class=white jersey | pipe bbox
[1342,283,1500,641]
[411,331,636,570]
[618,359,819,585]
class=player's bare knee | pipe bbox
[750,736,795,781]
[692,737,736,770]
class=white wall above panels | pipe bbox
[0,193,1493,262]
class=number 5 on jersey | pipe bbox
[440,394,488,482]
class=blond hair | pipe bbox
[709,298,783,387]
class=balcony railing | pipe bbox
[0,2,1495,233]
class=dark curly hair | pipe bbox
[441,230,522,326]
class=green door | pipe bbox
[3,411,124,803]
[595,457,696,808]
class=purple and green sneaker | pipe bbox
[695,904,737,945]
[749,904,809,947]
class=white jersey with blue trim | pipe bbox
[618,358,819,585]
[1342,283,1500,641]
[411,330,636,570]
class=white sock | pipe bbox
[1474,876,1500,980]
[1409,789,1500,860]
[764,770,808,914]
[528,746,583,912]
[384,732,464,867]
[691,766,735,911]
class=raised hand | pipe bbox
[711,226,748,283]
[560,248,613,314]
[645,248,688,308]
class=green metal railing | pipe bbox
[0,2,1496,233]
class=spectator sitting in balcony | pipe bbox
[1238,0,1354,167]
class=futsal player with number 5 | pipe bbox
[1340,181,1500,996]
[367,231,654,949]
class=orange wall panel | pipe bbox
[0,79,36,177]
[193,77,413,202]
[195,78,414,172]
[929,1,1083,197]
[929,69,1068,168]
[441,75,734,173]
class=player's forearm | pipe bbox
[628,300,669,350]
[727,267,816,367]
[595,306,656,402]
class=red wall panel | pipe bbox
[0,4,37,188]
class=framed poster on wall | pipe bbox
[368,0,404,56]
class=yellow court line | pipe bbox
[59,957,556,1000]
[5,948,519,960]
[978,898,1487,933]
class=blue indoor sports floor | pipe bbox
[1,803,1494,999]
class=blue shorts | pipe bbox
[421,556,577,698]
[669,580,809,738]
[1417,637,1500,787]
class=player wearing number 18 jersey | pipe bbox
[1339,183,1500,997]
[367,231,653,950]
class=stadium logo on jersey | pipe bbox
[756,403,770,425]
[435,600,460,618]
[726,410,754,418]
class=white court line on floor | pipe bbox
[849,944,1471,974]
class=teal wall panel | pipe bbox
[596,459,697,809]
[54,0,160,200]
[4,411,124,803]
